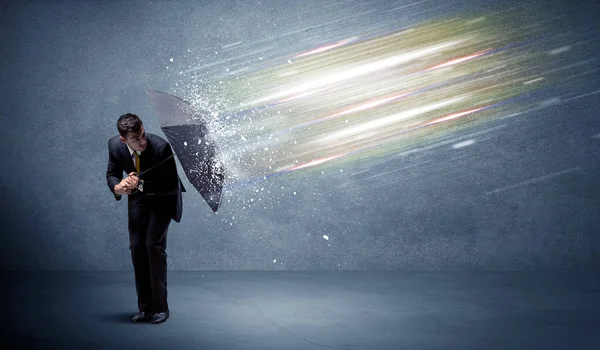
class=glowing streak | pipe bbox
[246,40,463,105]
[272,86,332,105]
[523,77,544,85]
[423,106,487,126]
[325,92,413,119]
[284,153,347,172]
[320,97,465,142]
[424,50,491,71]
[294,38,356,58]
[292,91,414,130]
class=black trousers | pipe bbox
[127,193,173,313]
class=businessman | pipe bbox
[106,113,186,324]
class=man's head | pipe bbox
[118,113,147,152]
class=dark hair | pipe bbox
[117,113,143,137]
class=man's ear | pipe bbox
[119,136,127,144]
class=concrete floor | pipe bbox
[3,271,599,349]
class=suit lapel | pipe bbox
[120,144,136,174]
[138,137,155,173]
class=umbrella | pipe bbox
[146,89,226,213]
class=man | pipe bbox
[106,113,186,324]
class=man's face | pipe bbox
[120,125,147,152]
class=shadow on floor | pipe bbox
[97,311,136,324]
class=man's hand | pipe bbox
[125,172,139,189]
[114,173,140,195]
[114,179,133,195]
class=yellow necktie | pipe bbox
[134,152,140,174]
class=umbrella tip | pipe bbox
[146,89,165,95]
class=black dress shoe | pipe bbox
[132,311,149,323]
[149,310,169,324]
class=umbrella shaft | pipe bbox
[138,154,175,178]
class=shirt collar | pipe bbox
[126,143,141,157]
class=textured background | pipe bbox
[1,0,599,271]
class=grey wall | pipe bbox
[1,0,599,271]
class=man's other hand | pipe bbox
[114,179,133,195]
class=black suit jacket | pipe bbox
[106,132,186,223]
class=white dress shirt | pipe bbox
[126,144,143,191]
[126,144,141,158]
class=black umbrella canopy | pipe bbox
[146,90,226,213]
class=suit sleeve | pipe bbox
[106,140,123,201]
